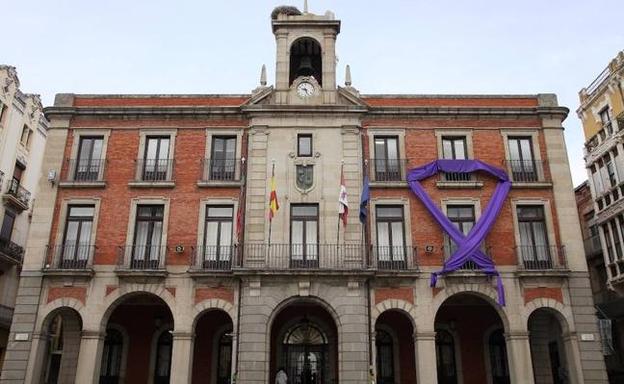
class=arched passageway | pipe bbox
[37,308,83,384]
[375,310,416,384]
[528,308,572,384]
[99,293,173,384]
[191,309,234,384]
[270,300,338,384]
[435,293,510,384]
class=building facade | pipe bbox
[577,51,624,383]
[0,6,608,384]
[0,66,48,373]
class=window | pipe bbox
[142,136,170,181]
[132,205,164,268]
[592,164,605,195]
[606,155,617,188]
[217,331,233,384]
[20,125,33,148]
[61,205,94,268]
[0,210,15,241]
[100,328,123,384]
[442,136,469,181]
[290,204,319,267]
[375,206,406,269]
[203,206,234,269]
[600,107,612,134]
[154,330,172,384]
[210,136,236,181]
[373,136,400,181]
[488,329,510,384]
[611,220,623,259]
[75,136,103,181]
[603,224,615,264]
[445,205,476,258]
[517,206,551,268]
[508,137,537,182]
[297,134,313,157]
[376,330,395,384]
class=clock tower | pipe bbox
[271,6,341,105]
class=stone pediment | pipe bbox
[243,86,367,109]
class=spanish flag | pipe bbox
[269,164,279,220]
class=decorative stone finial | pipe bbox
[304,0,309,13]
[260,64,267,86]
[345,65,352,86]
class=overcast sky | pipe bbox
[4,0,622,186]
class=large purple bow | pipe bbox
[407,159,511,305]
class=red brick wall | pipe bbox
[363,97,538,108]
[523,287,563,304]
[374,287,414,305]
[46,286,86,304]
[195,287,234,305]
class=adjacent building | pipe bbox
[0,66,48,373]
[0,6,608,384]
[577,51,624,383]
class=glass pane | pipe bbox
[78,222,92,260]
[146,138,159,160]
[63,222,79,260]
[376,207,403,218]
[375,139,387,159]
[205,222,219,247]
[78,139,93,161]
[454,139,466,160]
[377,222,390,261]
[225,138,236,158]
[298,135,311,156]
[220,222,232,260]
[306,221,318,259]
[509,139,521,161]
[69,206,94,217]
[208,207,233,218]
[442,140,453,159]
[91,138,103,160]
[291,221,304,259]
[387,138,398,160]
[391,222,405,261]
[134,222,149,260]
[158,138,170,159]
[520,139,533,162]
[292,205,318,217]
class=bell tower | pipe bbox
[271,5,341,104]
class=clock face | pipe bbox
[296,82,315,98]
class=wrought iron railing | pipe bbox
[515,245,567,270]
[369,159,407,182]
[0,237,24,264]
[504,159,548,183]
[117,245,167,270]
[44,244,96,269]
[5,179,30,207]
[135,159,174,182]
[371,245,418,271]
[190,245,235,271]
[200,158,242,182]
[584,235,603,258]
[66,158,106,182]
[440,171,474,183]
[240,243,367,270]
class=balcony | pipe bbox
[3,179,30,211]
[370,245,418,272]
[504,159,550,185]
[198,158,243,187]
[59,159,106,187]
[0,304,14,329]
[189,245,235,273]
[584,235,603,258]
[43,244,95,277]
[516,245,568,274]
[437,171,482,189]
[369,159,408,185]
[442,243,492,272]
[129,159,175,188]
[116,245,168,277]
[0,237,24,267]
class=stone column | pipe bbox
[74,330,105,383]
[562,332,585,384]
[322,31,337,104]
[414,331,438,384]
[169,331,194,384]
[274,30,289,104]
[505,331,535,384]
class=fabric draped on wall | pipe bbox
[406,159,511,305]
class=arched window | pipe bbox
[100,328,123,384]
[217,331,233,384]
[376,329,395,384]
[436,329,458,384]
[289,38,323,86]
[283,320,328,384]
[488,329,510,384]
[44,315,64,384]
[154,330,172,384]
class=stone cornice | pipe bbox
[44,106,245,119]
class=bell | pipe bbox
[296,56,315,77]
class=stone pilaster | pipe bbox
[74,330,105,383]
[505,331,535,384]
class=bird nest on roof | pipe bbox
[271,6,302,19]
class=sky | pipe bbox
[3,0,622,186]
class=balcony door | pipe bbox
[132,205,164,268]
[442,136,470,181]
[210,136,236,181]
[76,136,103,181]
[446,205,478,269]
[143,136,170,181]
[61,205,94,268]
[508,137,536,182]
[373,136,400,181]
[517,205,551,268]
[375,206,406,269]
[290,204,319,268]
[203,206,233,269]
[0,210,15,241]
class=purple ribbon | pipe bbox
[407,159,511,305]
